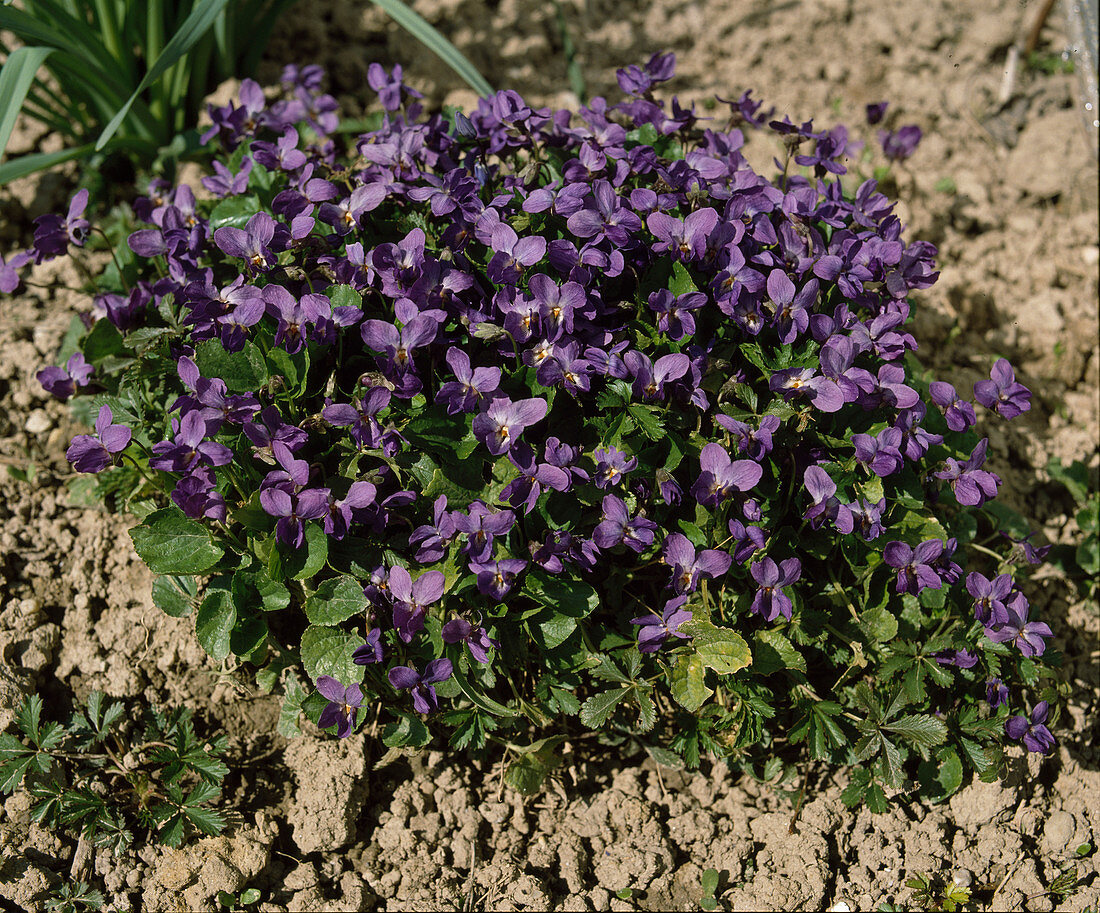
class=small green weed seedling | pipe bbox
[217,887,262,911]
[44,881,105,913]
[904,873,971,912]
[0,691,228,854]
[700,867,721,911]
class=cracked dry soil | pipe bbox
[1,0,1098,909]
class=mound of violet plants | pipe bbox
[14,57,1059,806]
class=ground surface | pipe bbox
[0,0,1097,910]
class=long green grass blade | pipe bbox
[47,54,158,141]
[0,2,117,74]
[0,46,54,159]
[367,0,493,98]
[0,142,94,185]
[22,90,80,138]
[239,0,301,75]
[91,0,135,83]
[96,0,232,151]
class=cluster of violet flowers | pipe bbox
[17,54,1057,765]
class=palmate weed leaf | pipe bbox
[96,0,231,151]
[367,0,493,98]
[0,45,53,159]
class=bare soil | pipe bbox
[1,0,1097,910]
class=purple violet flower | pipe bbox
[853,428,904,478]
[66,406,131,473]
[37,353,93,401]
[487,223,546,285]
[323,481,377,540]
[33,189,89,262]
[171,466,226,522]
[1001,530,1052,566]
[260,484,330,549]
[663,533,732,594]
[453,501,516,562]
[389,659,453,714]
[647,208,719,261]
[691,442,763,507]
[470,557,528,600]
[389,566,445,643]
[974,359,1031,420]
[316,676,363,738]
[883,540,944,594]
[352,629,384,666]
[624,351,690,402]
[0,249,31,293]
[879,124,922,161]
[592,446,637,489]
[150,411,233,473]
[472,396,548,456]
[437,347,501,414]
[866,102,889,124]
[984,592,1052,657]
[1005,702,1055,754]
[929,381,976,432]
[749,557,801,622]
[715,414,779,462]
[442,617,499,663]
[935,439,1001,507]
[985,678,1009,709]
[408,495,457,563]
[848,497,887,541]
[769,367,844,413]
[932,649,979,669]
[500,444,571,514]
[966,571,1014,626]
[592,494,658,553]
[213,211,276,274]
[802,465,854,534]
[631,596,692,653]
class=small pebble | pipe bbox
[25,410,51,434]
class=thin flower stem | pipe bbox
[119,452,165,493]
[92,227,131,293]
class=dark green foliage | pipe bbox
[0,692,227,855]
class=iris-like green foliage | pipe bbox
[0,0,300,183]
[0,0,492,187]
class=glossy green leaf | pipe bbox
[536,612,576,650]
[130,509,224,575]
[278,523,328,581]
[753,629,806,675]
[300,625,362,685]
[917,746,964,802]
[579,687,628,727]
[682,619,752,674]
[524,569,599,618]
[325,284,362,309]
[208,193,262,231]
[229,614,267,661]
[152,575,196,618]
[304,575,366,625]
[195,588,235,662]
[451,665,518,717]
[194,339,267,393]
[505,737,563,795]
[670,653,711,711]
